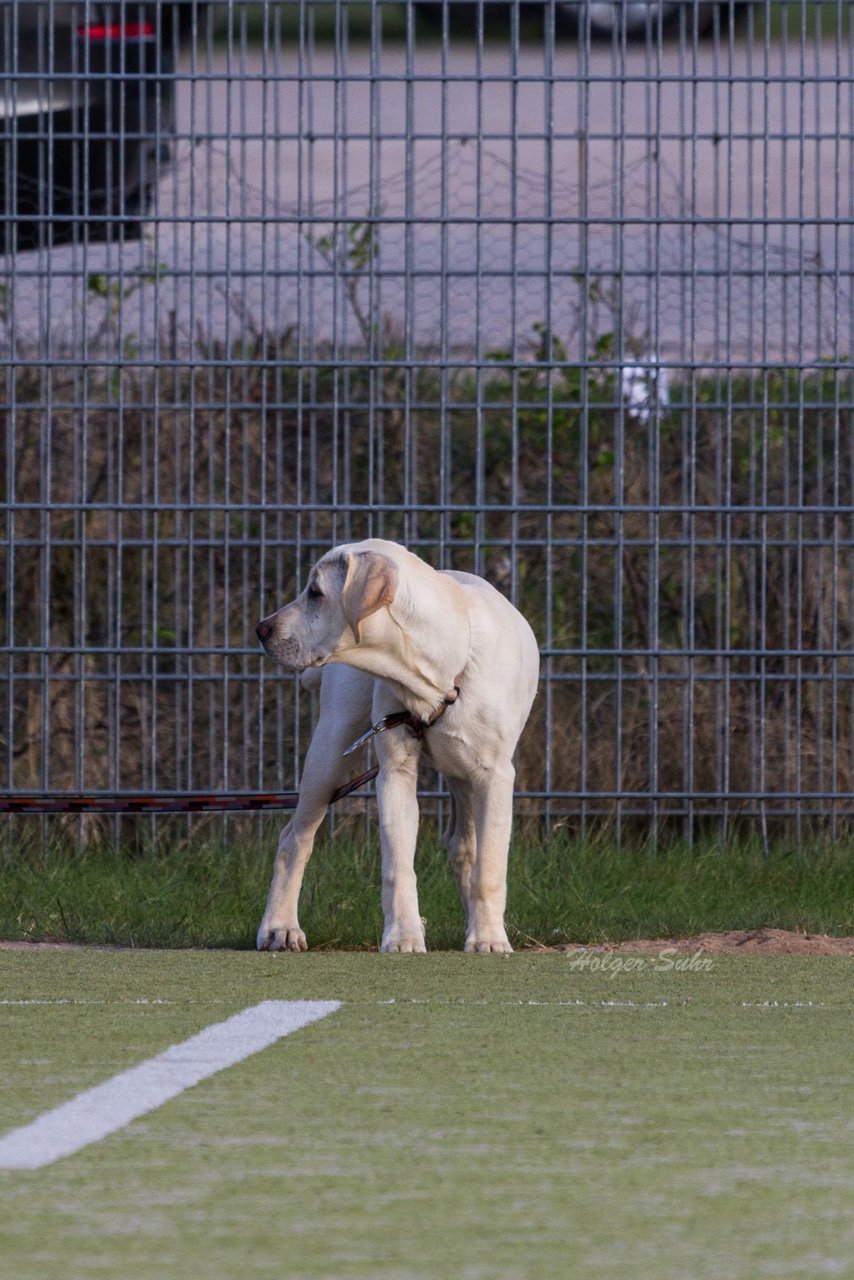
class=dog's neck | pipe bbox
[374,656,465,725]
[339,575,471,722]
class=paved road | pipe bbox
[4,39,851,365]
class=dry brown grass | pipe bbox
[3,347,852,833]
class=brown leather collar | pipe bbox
[342,677,462,758]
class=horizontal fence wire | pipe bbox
[1,0,853,841]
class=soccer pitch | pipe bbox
[1,949,852,1279]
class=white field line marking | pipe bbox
[0,998,174,1006]
[374,997,831,1010]
[0,997,830,1010]
[0,999,339,1171]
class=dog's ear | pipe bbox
[341,552,397,644]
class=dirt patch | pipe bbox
[0,940,90,951]
[546,928,854,957]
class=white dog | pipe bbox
[255,539,539,953]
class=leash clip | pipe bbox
[341,681,462,759]
[342,711,414,758]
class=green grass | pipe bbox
[1,949,853,1279]
[2,824,854,949]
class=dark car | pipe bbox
[0,2,200,252]
[416,2,733,38]
[573,2,727,37]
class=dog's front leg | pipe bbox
[375,731,425,953]
[257,665,374,952]
[256,802,325,952]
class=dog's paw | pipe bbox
[381,923,427,954]
[464,932,513,954]
[256,923,308,952]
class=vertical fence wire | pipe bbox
[1,0,853,839]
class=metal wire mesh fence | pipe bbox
[1,1,853,838]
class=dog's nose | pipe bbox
[256,619,271,642]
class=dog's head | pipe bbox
[256,543,398,671]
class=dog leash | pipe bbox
[1,682,461,814]
[0,768,378,815]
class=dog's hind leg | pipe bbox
[257,665,373,952]
[465,762,516,953]
[444,778,478,916]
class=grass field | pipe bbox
[1,947,852,1280]
[3,826,854,949]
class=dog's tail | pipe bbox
[443,791,457,843]
[299,668,324,694]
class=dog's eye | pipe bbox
[307,583,323,601]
